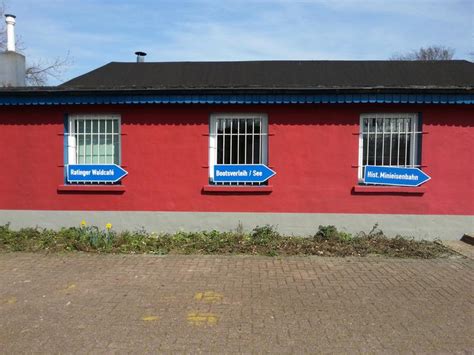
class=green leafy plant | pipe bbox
[250,225,280,246]
[314,225,352,242]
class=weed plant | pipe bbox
[0,223,452,258]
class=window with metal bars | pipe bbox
[209,113,268,186]
[358,113,422,183]
[67,114,121,184]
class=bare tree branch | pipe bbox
[1,2,72,86]
[390,45,455,61]
[25,52,72,86]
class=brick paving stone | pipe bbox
[0,253,473,353]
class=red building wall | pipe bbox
[0,104,472,215]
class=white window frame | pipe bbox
[358,113,421,182]
[209,113,268,185]
[67,113,121,166]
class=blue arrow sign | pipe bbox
[364,165,431,187]
[213,164,276,183]
[67,164,128,183]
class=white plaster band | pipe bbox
[0,210,472,241]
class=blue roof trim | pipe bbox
[0,93,472,106]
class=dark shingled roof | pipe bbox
[60,60,474,91]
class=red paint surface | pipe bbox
[0,104,472,215]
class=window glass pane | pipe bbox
[105,135,113,164]
[367,133,375,165]
[382,135,391,165]
[376,118,383,133]
[217,136,223,165]
[114,141,120,165]
[375,133,384,165]
[231,131,238,163]
[399,136,407,166]
[246,122,253,164]
[85,134,92,164]
[361,119,368,133]
[254,119,261,135]
[239,132,246,164]
[253,134,261,164]
[92,130,99,163]
[77,120,83,134]
[390,132,398,166]
[238,119,246,134]
[390,118,397,132]
[246,119,254,133]
[362,133,368,166]
[77,134,84,164]
[106,120,113,134]
[224,129,231,163]
[231,119,238,134]
[97,133,106,163]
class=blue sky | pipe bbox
[5,0,474,84]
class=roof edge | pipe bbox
[0,87,473,95]
[0,91,472,106]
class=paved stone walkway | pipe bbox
[0,253,472,353]
[443,240,474,259]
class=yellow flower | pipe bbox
[105,223,112,230]
[80,220,86,227]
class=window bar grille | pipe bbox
[360,114,421,182]
[76,120,78,164]
[107,120,110,164]
[404,118,408,167]
[397,118,401,166]
[76,120,78,163]
[215,119,219,166]
[74,119,78,165]
[374,116,378,165]
[98,118,101,164]
[244,119,247,164]
[229,120,233,164]
[90,120,94,164]
[237,119,240,164]
[111,119,114,165]
[252,119,255,165]
[412,118,416,168]
[211,116,267,186]
[259,119,263,165]
[82,119,86,165]
[381,115,385,165]
[366,118,370,168]
[68,116,120,185]
[222,120,226,165]
[68,119,72,165]
[105,119,108,164]
[389,118,393,166]
[217,119,220,167]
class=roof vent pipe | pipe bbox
[135,51,147,63]
[5,14,16,52]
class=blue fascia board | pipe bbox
[0,93,472,106]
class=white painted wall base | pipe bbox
[0,210,472,240]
